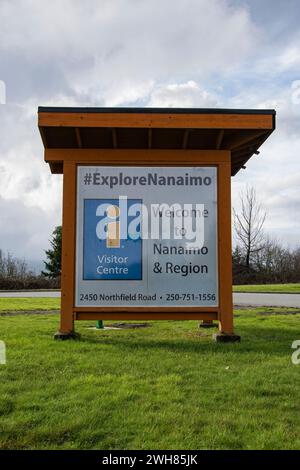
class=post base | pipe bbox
[54,331,81,340]
[199,321,217,329]
[213,333,241,343]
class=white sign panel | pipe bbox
[75,166,218,307]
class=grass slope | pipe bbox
[1,308,300,450]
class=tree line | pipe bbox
[0,227,61,290]
[233,186,300,284]
[0,250,60,289]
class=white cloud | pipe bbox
[0,196,60,266]
[278,46,300,70]
[232,133,300,247]
[0,0,257,105]
[148,81,217,107]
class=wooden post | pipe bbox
[54,162,78,339]
[214,161,240,342]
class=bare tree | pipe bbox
[233,186,266,268]
[0,250,29,279]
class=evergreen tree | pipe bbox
[42,226,62,278]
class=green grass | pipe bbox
[1,307,300,450]
[233,283,300,293]
[0,298,60,312]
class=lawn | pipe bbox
[0,298,60,312]
[233,283,300,294]
[1,305,300,450]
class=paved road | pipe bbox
[234,292,300,308]
[0,291,300,308]
[0,291,60,298]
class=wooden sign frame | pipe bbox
[56,150,232,336]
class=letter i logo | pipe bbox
[107,205,120,248]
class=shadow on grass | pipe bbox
[77,323,297,357]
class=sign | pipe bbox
[75,166,218,308]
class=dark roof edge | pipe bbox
[38,106,276,116]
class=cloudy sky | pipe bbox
[0,0,299,269]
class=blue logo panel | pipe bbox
[83,199,142,281]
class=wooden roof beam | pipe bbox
[216,129,224,150]
[75,128,82,148]
[39,127,48,148]
[38,112,274,130]
[182,129,190,149]
[112,128,118,149]
[148,128,152,149]
[224,130,268,150]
